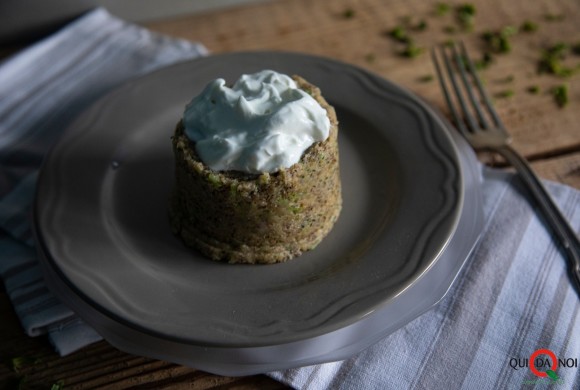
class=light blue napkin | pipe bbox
[1,7,579,389]
[0,7,207,355]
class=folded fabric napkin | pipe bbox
[270,167,580,389]
[1,7,579,389]
[0,7,207,355]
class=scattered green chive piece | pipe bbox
[521,20,538,32]
[527,85,540,94]
[474,52,493,70]
[495,89,515,99]
[436,3,451,16]
[390,26,410,42]
[415,20,428,31]
[538,43,579,77]
[418,74,434,82]
[11,356,40,372]
[482,26,517,54]
[551,84,569,107]
[501,25,519,37]
[456,4,477,31]
[343,8,355,19]
[51,381,65,390]
[401,42,424,58]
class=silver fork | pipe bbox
[432,41,580,295]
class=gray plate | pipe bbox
[34,52,484,375]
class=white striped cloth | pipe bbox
[0,7,207,355]
[1,6,579,389]
[270,167,580,389]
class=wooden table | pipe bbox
[1,0,579,388]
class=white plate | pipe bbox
[34,52,483,375]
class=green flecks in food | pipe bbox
[290,205,302,214]
[456,4,476,31]
[418,74,434,83]
[527,85,540,94]
[551,84,569,107]
[229,183,239,197]
[258,173,270,185]
[521,20,538,32]
[207,173,221,188]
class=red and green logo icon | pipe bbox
[530,349,559,381]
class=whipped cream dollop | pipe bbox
[183,70,331,174]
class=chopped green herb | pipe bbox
[456,4,477,31]
[389,26,410,42]
[501,25,519,37]
[207,173,222,187]
[418,74,434,83]
[495,89,515,99]
[436,2,451,16]
[547,42,569,58]
[401,42,424,58]
[551,84,569,107]
[414,20,428,31]
[527,85,540,94]
[11,356,40,373]
[482,26,518,54]
[474,52,494,69]
[342,8,355,19]
[51,381,65,390]
[538,43,580,77]
[521,20,539,32]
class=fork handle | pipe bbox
[495,144,580,292]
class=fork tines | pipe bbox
[431,41,505,137]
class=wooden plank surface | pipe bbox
[1,0,580,389]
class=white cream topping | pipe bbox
[183,70,330,174]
